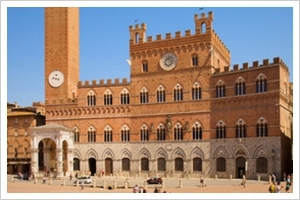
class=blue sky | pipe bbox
[4,3,298,107]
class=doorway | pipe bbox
[105,158,113,176]
[88,158,96,176]
[236,157,246,178]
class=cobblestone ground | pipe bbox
[5,175,296,199]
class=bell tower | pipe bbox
[45,7,79,104]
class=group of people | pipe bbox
[132,185,167,193]
[269,173,292,193]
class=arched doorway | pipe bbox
[73,158,80,171]
[105,158,113,176]
[88,158,96,176]
[236,157,246,178]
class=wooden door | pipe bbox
[105,158,113,176]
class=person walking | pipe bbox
[69,173,73,181]
[285,174,292,193]
[154,186,159,193]
[275,181,282,193]
[133,185,139,193]
[81,181,84,190]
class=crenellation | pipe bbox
[92,80,97,85]
[115,78,119,84]
[253,61,259,68]
[147,36,152,42]
[107,79,112,84]
[122,78,128,83]
[175,31,181,38]
[78,81,82,86]
[100,79,104,84]
[156,34,162,41]
[84,80,89,85]
[233,64,239,71]
[224,66,229,72]
[263,59,269,66]
[166,33,171,39]
[185,30,191,36]
[243,63,248,69]
[273,57,280,64]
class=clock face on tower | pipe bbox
[160,53,177,71]
[48,70,64,87]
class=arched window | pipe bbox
[216,80,226,98]
[236,119,246,138]
[256,118,268,137]
[157,158,166,171]
[193,157,202,171]
[120,89,130,105]
[201,22,206,34]
[157,124,166,141]
[192,54,198,66]
[174,84,183,101]
[140,87,149,104]
[140,125,149,141]
[174,123,183,140]
[104,89,113,105]
[87,91,96,106]
[256,74,268,93]
[141,158,149,171]
[256,157,267,173]
[175,158,184,171]
[157,85,166,103]
[193,122,202,140]
[216,121,226,139]
[216,157,226,172]
[87,127,96,143]
[122,158,130,171]
[192,82,202,100]
[121,125,130,142]
[104,126,113,142]
[235,77,246,95]
[142,60,148,72]
[73,127,80,143]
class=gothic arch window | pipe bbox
[121,125,130,142]
[193,122,202,140]
[73,127,80,143]
[157,85,166,103]
[142,60,148,72]
[174,123,183,140]
[216,121,226,139]
[175,157,184,171]
[104,89,113,105]
[192,82,202,100]
[157,124,166,141]
[140,87,149,104]
[120,89,130,105]
[192,53,198,66]
[104,125,113,142]
[141,158,149,171]
[87,126,96,142]
[140,124,149,141]
[256,74,268,93]
[216,157,226,172]
[235,77,246,95]
[157,158,166,171]
[256,118,268,137]
[216,80,226,98]
[87,90,96,106]
[122,158,130,171]
[236,119,246,138]
[256,157,267,173]
[193,157,202,171]
[174,84,183,101]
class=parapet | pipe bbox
[214,57,289,74]
[78,78,129,87]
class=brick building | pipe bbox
[7,102,45,174]
[28,8,293,180]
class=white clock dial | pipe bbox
[160,53,177,71]
[48,70,64,87]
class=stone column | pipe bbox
[56,148,63,177]
[31,148,39,176]
[67,148,74,175]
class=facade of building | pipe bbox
[7,102,45,174]
[29,8,293,180]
